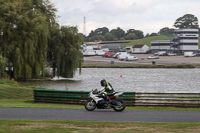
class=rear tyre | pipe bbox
[84,98,96,111]
[112,99,126,112]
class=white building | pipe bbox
[151,40,173,53]
[173,29,199,52]
[151,28,199,53]
[131,44,150,54]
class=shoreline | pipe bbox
[16,64,200,81]
[82,64,200,68]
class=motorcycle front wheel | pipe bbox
[84,98,96,111]
[112,99,126,112]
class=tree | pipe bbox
[51,26,83,78]
[145,33,157,37]
[0,0,83,79]
[104,33,115,41]
[88,27,109,37]
[94,27,109,36]
[124,33,137,40]
[110,27,125,40]
[174,14,199,29]
[158,27,174,36]
[0,0,51,79]
[0,57,8,77]
[90,35,105,42]
[126,29,144,39]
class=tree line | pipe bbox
[0,0,83,80]
[84,27,146,42]
[83,14,199,42]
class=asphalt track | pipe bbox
[0,107,200,123]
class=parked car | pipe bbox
[147,56,159,59]
[126,55,138,61]
[195,53,200,57]
[113,52,119,59]
[118,52,128,60]
[104,52,114,57]
[158,51,167,56]
[184,52,195,57]
[101,48,109,52]
[168,53,176,56]
[154,51,167,56]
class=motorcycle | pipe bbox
[84,89,126,112]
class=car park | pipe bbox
[154,51,167,56]
[195,53,200,57]
[104,52,114,57]
[118,52,128,60]
[184,52,196,57]
[113,52,119,58]
[147,56,159,59]
[168,53,176,56]
[158,51,168,56]
[126,55,138,61]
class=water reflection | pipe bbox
[18,68,200,93]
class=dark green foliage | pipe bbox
[110,27,125,40]
[0,0,50,79]
[174,14,199,29]
[50,26,83,78]
[158,27,174,36]
[0,57,8,77]
[0,0,83,79]
[85,27,144,42]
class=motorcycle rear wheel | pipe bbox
[112,99,126,112]
[84,98,96,111]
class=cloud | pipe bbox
[50,0,200,35]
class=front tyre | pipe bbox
[84,98,96,111]
[112,99,126,112]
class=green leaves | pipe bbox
[0,0,83,79]
[49,26,83,78]
[174,14,199,29]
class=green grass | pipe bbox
[121,35,170,48]
[0,79,33,99]
[121,36,200,49]
[0,120,200,133]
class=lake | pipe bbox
[18,68,200,93]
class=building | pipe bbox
[151,40,173,53]
[125,46,132,53]
[151,28,199,53]
[173,29,199,52]
[131,44,150,54]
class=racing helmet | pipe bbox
[100,79,107,87]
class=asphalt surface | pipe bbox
[83,55,200,65]
[0,107,200,123]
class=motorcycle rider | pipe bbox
[100,79,115,103]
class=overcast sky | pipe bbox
[50,0,200,36]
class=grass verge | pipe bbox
[0,119,200,133]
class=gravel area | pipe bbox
[83,54,200,65]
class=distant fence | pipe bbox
[135,93,200,107]
[33,89,200,107]
[33,89,135,106]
